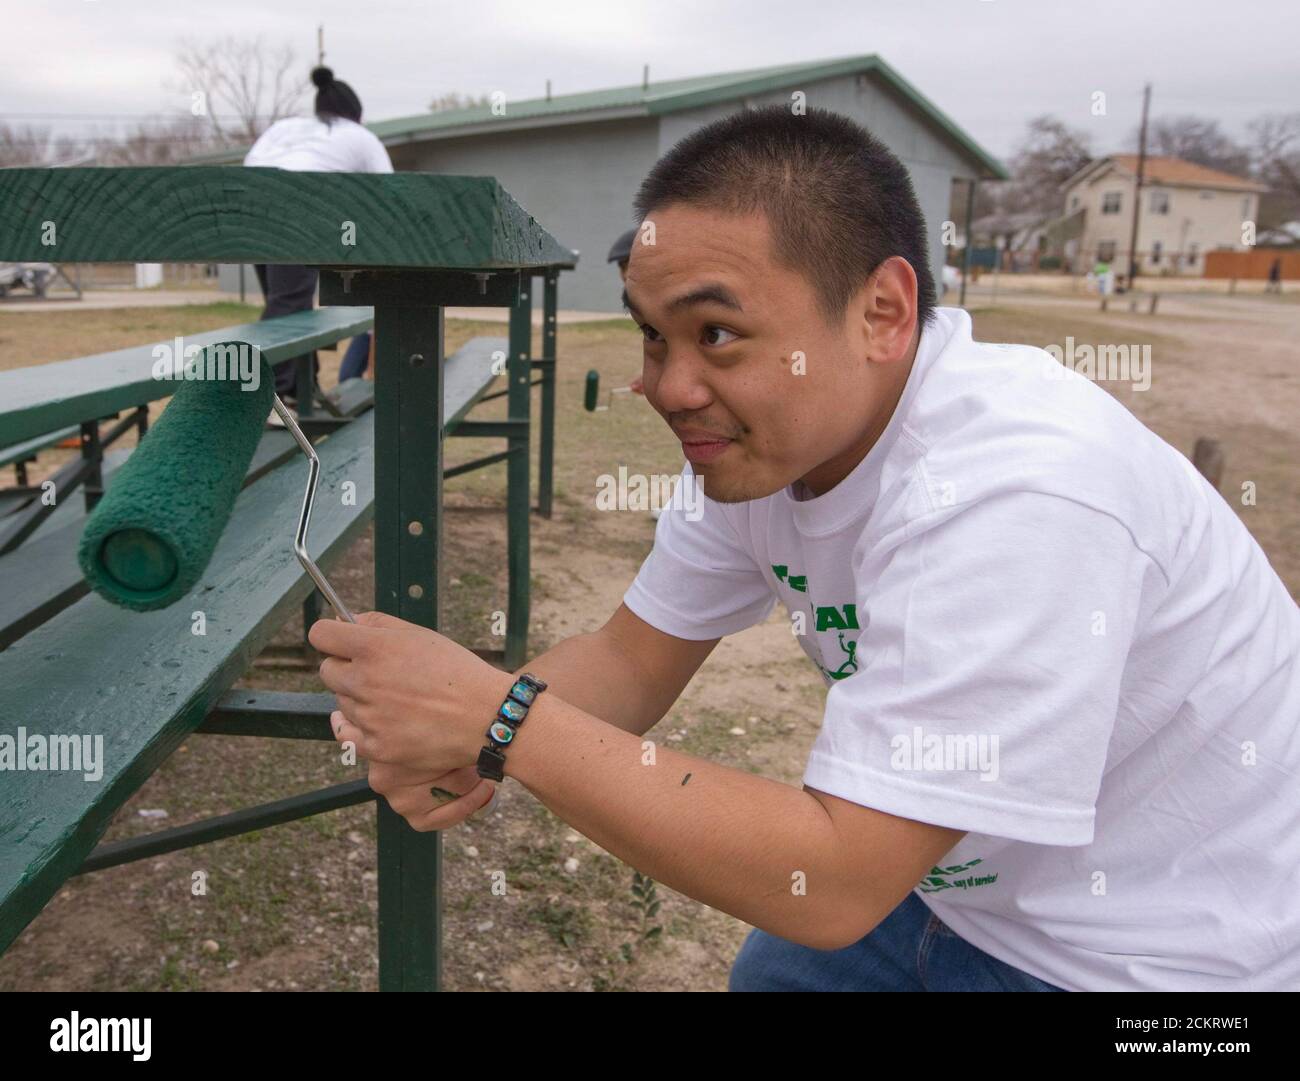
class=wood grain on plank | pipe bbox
[0,168,574,269]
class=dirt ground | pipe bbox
[0,288,1295,991]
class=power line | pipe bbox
[0,112,297,122]
[1,135,244,145]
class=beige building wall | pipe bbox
[1064,168,1259,276]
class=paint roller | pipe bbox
[78,342,504,813]
[583,369,639,412]
[77,341,354,622]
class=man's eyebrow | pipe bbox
[622,283,745,320]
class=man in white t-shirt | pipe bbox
[309,105,1299,992]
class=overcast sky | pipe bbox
[4,0,1297,162]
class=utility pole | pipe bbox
[317,25,325,67]
[959,177,977,309]
[1127,83,1151,288]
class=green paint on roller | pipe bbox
[78,343,274,611]
[100,528,179,593]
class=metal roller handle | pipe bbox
[271,394,356,623]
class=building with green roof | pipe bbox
[207,54,1004,312]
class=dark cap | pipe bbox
[607,228,637,264]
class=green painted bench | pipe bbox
[0,166,576,991]
[0,339,507,953]
[0,426,80,515]
[0,313,508,650]
[0,307,372,553]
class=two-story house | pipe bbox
[1060,154,1267,276]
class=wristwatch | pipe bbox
[476,673,548,782]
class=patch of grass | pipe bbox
[672,705,763,771]
[528,900,593,950]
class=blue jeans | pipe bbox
[339,333,371,381]
[729,892,1066,991]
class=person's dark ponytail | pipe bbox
[311,66,363,125]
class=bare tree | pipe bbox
[1247,112,1300,229]
[0,123,92,167]
[1250,112,1300,200]
[171,36,305,144]
[1131,115,1252,176]
[90,116,214,166]
[428,91,493,113]
[981,115,1094,218]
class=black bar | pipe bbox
[76,779,376,875]
[447,419,527,439]
[80,419,103,512]
[294,416,353,437]
[198,689,337,739]
[0,454,96,554]
[444,449,513,479]
[98,410,140,448]
[477,377,544,403]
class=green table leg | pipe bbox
[505,279,532,670]
[80,419,104,513]
[537,269,558,519]
[297,352,321,643]
[374,301,444,991]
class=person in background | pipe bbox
[243,66,392,402]
[338,329,374,381]
[1266,256,1283,295]
[608,227,646,397]
[1093,257,1113,298]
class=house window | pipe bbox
[1200,191,1214,199]
[1070,195,1080,211]
[1097,241,1117,262]
[1149,190,1170,214]
[1242,197,1251,218]
[1151,241,1162,265]
[1102,192,1123,214]
[1187,243,1198,265]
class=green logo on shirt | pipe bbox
[815,604,859,632]
[819,632,859,681]
[771,564,808,593]
[772,564,860,681]
[917,858,998,893]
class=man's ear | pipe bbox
[863,256,920,365]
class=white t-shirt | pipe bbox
[623,305,1300,992]
[243,116,393,174]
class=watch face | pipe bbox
[499,698,527,724]
[508,680,537,706]
[489,721,515,745]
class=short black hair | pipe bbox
[633,104,936,329]
[311,66,363,125]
